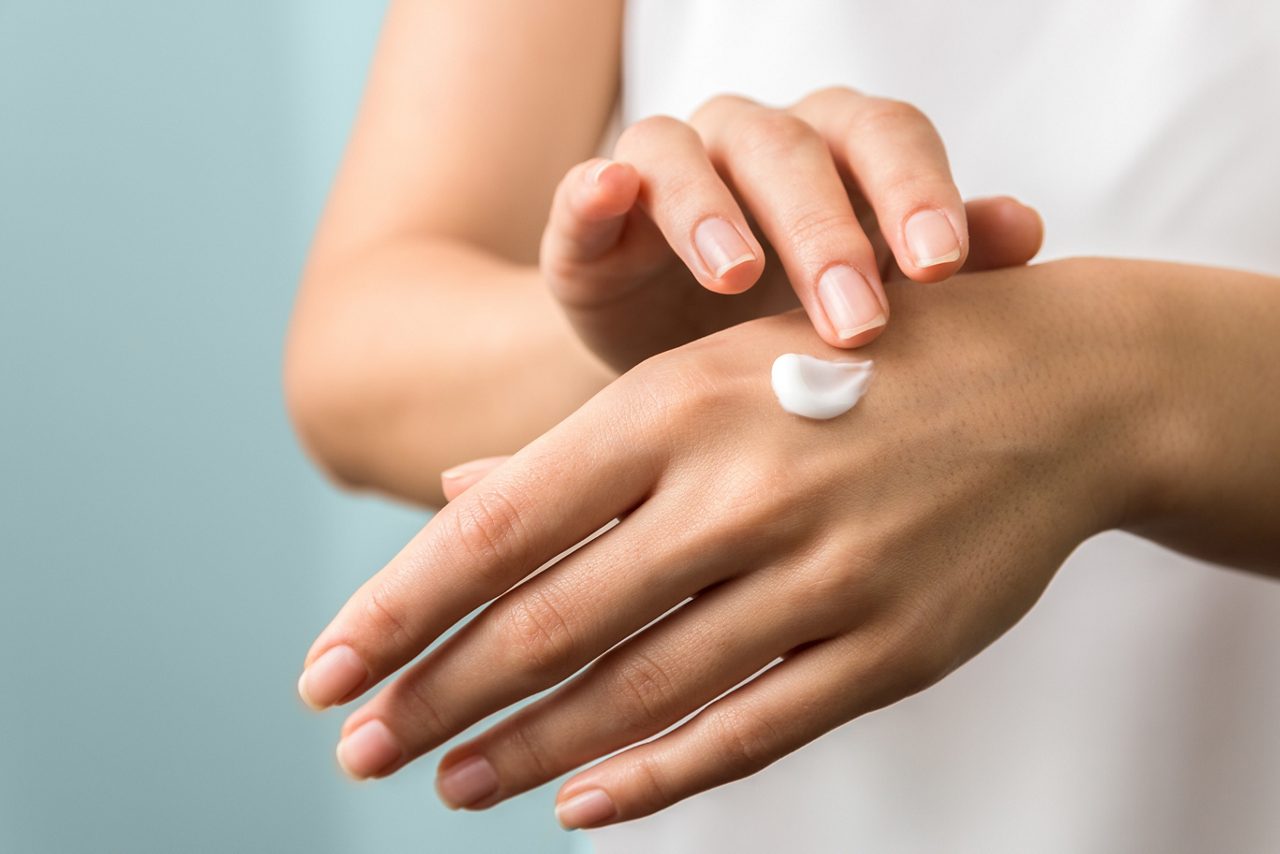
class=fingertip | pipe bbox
[984,196,1045,260]
[826,317,887,349]
[580,159,640,218]
[1007,198,1045,252]
[298,644,369,711]
[692,216,764,294]
[898,207,967,282]
[703,254,765,295]
[441,472,476,503]
[440,456,509,501]
[555,785,619,830]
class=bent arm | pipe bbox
[285,0,622,505]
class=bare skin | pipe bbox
[283,0,1034,506]
[299,260,1280,829]
[286,0,1280,833]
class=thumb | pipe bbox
[439,456,512,502]
[539,158,642,303]
[959,196,1045,272]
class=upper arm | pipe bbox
[310,0,624,269]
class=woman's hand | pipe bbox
[298,258,1184,827]
[541,87,1041,372]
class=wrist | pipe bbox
[1071,258,1252,534]
[1034,258,1182,534]
[1114,260,1280,563]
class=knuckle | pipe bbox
[651,169,709,211]
[394,677,453,747]
[705,703,783,777]
[690,92,755,125]
[783,204,858,247]
[627,754,679,812]
[732,111,820,159]
[499,584,579,679]
[613,651,681,732]
[362,581,416,652]
[616,114,692,154]
[501,721,558,782]
[852,613,952,706]
[781,555,859,617]
[848,98,932,138]
[446,487,531,577]
[878,172,955,206]
[707,458,789,530]
[622,354,721,429]
[795,84,862,112]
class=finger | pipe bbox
[297,410,660,712]
[333,490,752,780]
[958,197,1044,272]
[611,115,766,295]
[440,456,511,502]
[551,633,898,829]
[792,87,967,282]
[430,560,844,809]
[691,97,888,348]
[540,157,642,272]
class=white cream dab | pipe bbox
[770,353,874,420]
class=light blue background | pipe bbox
[0,4,577,852]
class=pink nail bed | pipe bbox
[336,719,403,779]
[298,644,367,710]
[693,217,755,279]
[817,265,885,340]
[903,208,961,267]
[436,755,500,809]
[556,788,617,829]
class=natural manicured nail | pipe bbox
[903,208,961,267]
[298,644,367,710]
[556,787,617,830]
[693,217,755,279]
[817,265,886,340]
[336,719,403,779]
[436,755,500,809]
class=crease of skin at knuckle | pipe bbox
[724,110,824,165]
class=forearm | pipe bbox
[1122,259,1280,572]
[285,237,614,506]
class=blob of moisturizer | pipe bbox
[770,353,874,420]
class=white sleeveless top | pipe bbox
[585,2,1280,852]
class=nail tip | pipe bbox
[335,745,359,780]
[297,672,323,711]
[435,755,501,809]
[836,315,887,340]
[555,788,618,830]
[712,253,756,279]
[914,248,962,268]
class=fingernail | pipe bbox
[436,755,500,809]
[588,159,617,185]
[693,217,755,279]
[903,209,961,268]
[556,787,618,830]
[817,265,886,340]
[336,719,403,779]
[441,459,494,481]
[298,644,367,710]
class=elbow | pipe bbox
[282,299,450,508]
[283,313,374,493]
